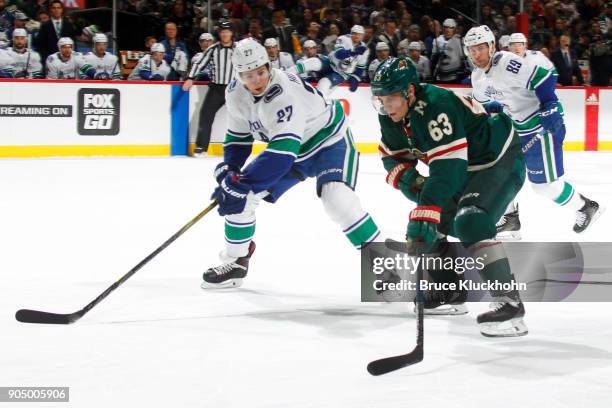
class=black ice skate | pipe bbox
[477,292,528,337]
[418,284,468,316]
[201,241,256,289]
[495,208,521,241]
[574,196,604,233]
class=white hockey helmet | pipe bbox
[375,42,389,51]
[12,28,27,38]
[303,39,317,49]
[499,35,511,49]
[509,32,527,44]
[151,43,165,53]
[443,18,457,28]
[263,37,278,48]
[232,38,270,74]
[93,33,108,44]
[199,32,214,42]
[408,41,421,51]
[463,25,496,63]
[57,37,74,48]
[351,25,365,34]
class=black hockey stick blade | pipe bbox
[15,309,84,325]
[367,346,423,376]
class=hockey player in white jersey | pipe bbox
[46,37,82,79]
[508,33,556,73]
[367,42,391,81]
[465,25,602,236]
[317,25,369,98]
[127,43,171,81]
[288,39,331,83]
[407,41,431,82]
[263,38,295,71]
[190,32,214,81]
[1,28,43,78]
[79,33,121,80]
[202,38,380,288]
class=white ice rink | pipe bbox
[1,152,611,407]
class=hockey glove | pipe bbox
[539,101,565,136]
[334,48,352,60]
[211,172,251,216]
[348,75,360,92]
[213,162,240,184]
[94,72,110,80]
[151,74,164,81]
[406,206,440,255]
[483,100,503,114]
[352,45,367,55]
[0,71,13,78]
[385,162,424,203]
[139,70,152,80]
[85,67,97,79]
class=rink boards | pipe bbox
[0,79,610,158]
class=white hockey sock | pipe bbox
[317,77,332,99]
[320,182,380,249]
[532,179,585,211]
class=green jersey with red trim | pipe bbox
[378,83,517,208]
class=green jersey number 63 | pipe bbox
[427,113,453,141]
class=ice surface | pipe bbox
[1,152,611,407]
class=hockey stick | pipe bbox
[367,250,424,376]
[15,201,218,324]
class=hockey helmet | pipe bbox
[371,57,418,98]
[232,38,270,74]
[199,32,214,42]
[151,43,165,53]
[463,25,496,63]
[57,37,74,48]
[93,33,108,44]
[12,28,27,38]
[509,32,527,44]
[303,40,317,49]
[499,35,511,49]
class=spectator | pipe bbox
[550,34,584,85]
[167,0,194,44]
[301,21,322,46]
[321,22,340,54]
[264,9,295,54]
[431,18,465,83]
[245,18,264,43]
[128,43,171,81]
[363,24,377,60]
[502,16,518,36]
[408,41,431,82]
[482,4,500,35]
[35,0,78,62]
[264,37,295,71]
[0,0,13,34]
[377,19,401,56]
[295,8,315,35]
[224,0,250,19]
[530,15,551,50]
[553,18,569,38]
[145,36,157,50]
[367,41,390,80]
[350,0,370,22]
[589,31,611,86]
[398,12,413,39]
[160,21,189,80]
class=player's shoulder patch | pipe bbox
[47,55,55,62]
[492,53,503,66]
[227,78,238,93]
[530,50,538,55]
[264,84,283,103]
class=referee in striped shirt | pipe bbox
[183,21,235,156]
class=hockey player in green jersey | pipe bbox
[371,57,528,337]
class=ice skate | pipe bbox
[574,196,604,233]
[201,242,255,289]
[477,292,528,337]
[495,208,521,241]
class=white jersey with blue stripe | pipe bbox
[223,68,347,192]
[46,51,83,79]
[328,34,369,79]
[127,54,171,80]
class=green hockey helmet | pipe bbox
[370,57,419,98]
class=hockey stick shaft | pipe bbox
[16,201,218,324]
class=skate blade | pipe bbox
[480,318,528,337]
[494,230,521,241]
[575,205,606,234]
[200,278,243,289]
[421,303,469,315]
